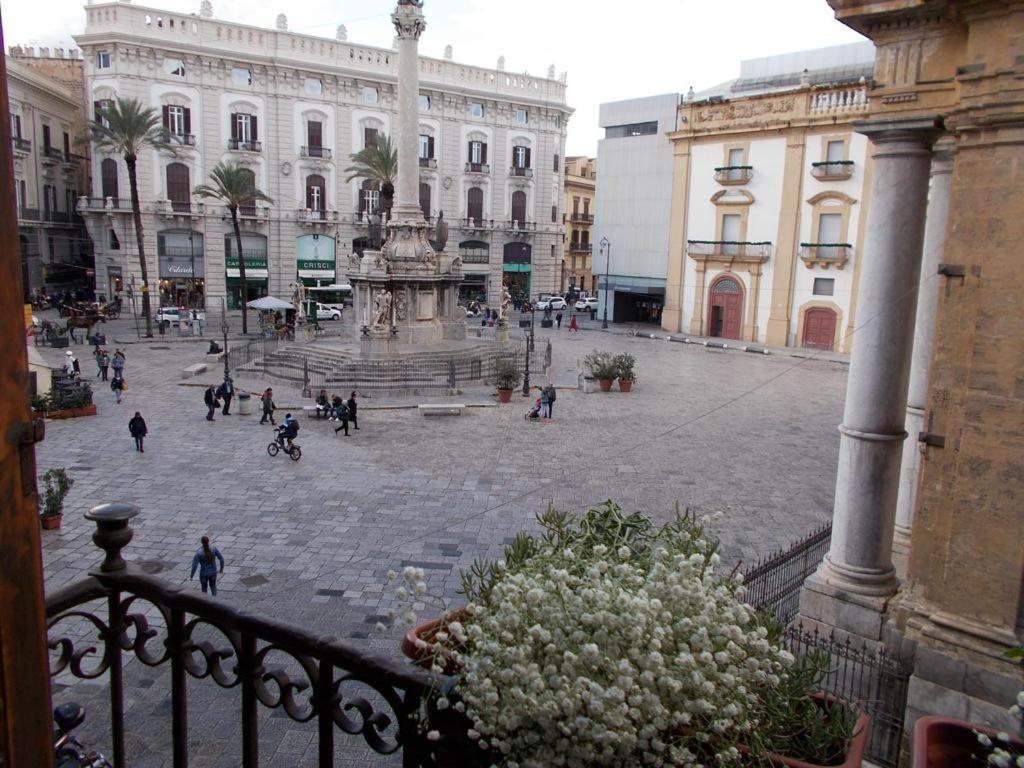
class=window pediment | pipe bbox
[160,92,191,108]
[807,191,856,206]
[228,100,259,114]
[711,189,754,206]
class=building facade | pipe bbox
[73,1,570,315]
[662,43,875,351]
[593,94,680,324]
[7,47,92,301]
[562,156,595,296]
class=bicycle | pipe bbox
[267,432,302,461]
[54,702,112,767]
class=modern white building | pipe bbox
[73,0,571,315]
[592,93,680,324]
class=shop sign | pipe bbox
[226,253,268,279]
[159,252,206,278]
[296,234,336,279]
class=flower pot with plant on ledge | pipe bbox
[39,467,74,531]
[494,357,521,404]
[583,349,617,393]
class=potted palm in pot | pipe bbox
[584,349,617,392]
[493,357,521,403]
[39,468,74,530]
[614,352,636,392]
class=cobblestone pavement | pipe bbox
[36,313,848,766]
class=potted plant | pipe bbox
[583,349,617,391]
[614,352,636,392]
[493,357,521,403]
[393,502,867,768]
[39,468,74,530]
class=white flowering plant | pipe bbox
[388,502,861,767]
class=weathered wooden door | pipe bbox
[803,307,837,350]
[709,276,743,339]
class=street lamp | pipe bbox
[600,236,611,329]
[522,303,536,397]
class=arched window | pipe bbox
[419,182,431,220]
[306,174,326,212]
[359,179,380,217]
[467,187,483,223]
[101,158,119,200]
[166,163,191,212]
[511,190,527,226]
[238,168,257,216]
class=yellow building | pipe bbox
[662,43,876,351]
[562,156,596,296]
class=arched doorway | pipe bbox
[708,275,743,339]
[802,307,837,350]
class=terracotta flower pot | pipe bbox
[41,513,62,530]
[598,378,613,392]
[496,388,513,403]
[618,378,633,392]
[912,715,1022,768]
[401,609,469,675]
[744,694,870,768]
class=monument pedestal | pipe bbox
[360,326,395,357]
[495,319,510,343]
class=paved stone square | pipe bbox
[36,314,849,765]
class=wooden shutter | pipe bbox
[467,141,473,164]
[162,105,170,130]
[183,108,191,135]
[250,115,258,141]
[481,143,487,165]
[94,101,102,122]
[42,125,51,150]
[364,127,377,149]
[427,136,434,158]
[101,158,119,199]
[308,121,322,148]
[230,114,238,140]
[63,133,70,155]
[419,182,431,219]
[525,147,531,168]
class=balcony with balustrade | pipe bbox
[157,199,204,220]
[418,157,437,169]
[161,131,197,148]
[811,160,855,181]
[713,166,753,185]
[297,208,338,229]
[227,139,262,153]
[464,162,490,175]
[460,217,492,232]
[569,241,592,253]
[686,239,772,265]
[799,243,852,270]
[301,146,333,160]
[77,196,134,215]
[509,166,533,178]
[570,213,594,226]
[12,136,31,155]
[41,146,64,165]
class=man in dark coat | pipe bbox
[216,376,234,415]
[347,391,360,431]
[128,412,148,452]
[204,385,219,422]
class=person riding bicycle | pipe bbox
[276,413,299,449]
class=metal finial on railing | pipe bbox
[84,502,141,572]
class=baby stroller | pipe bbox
[525,398,542,421]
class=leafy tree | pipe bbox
[345,133,397,218]
[90,97,175,337]
[194,162,274,334]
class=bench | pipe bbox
[181,363,207,378]
[303,405,326,419]
[418,403,466,417]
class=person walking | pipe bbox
[568,314,579,333]
[216,376,234,415]
[333,398,350,436]
[93,348,104,380]
[259,387,276,425]
[347,391,359,431]
[544,383,557,419]
[111,348,126,379]
[555,311,563,330]
[110,373,124,404]
[189,536,225,596]
[128,411,147,452]
[539,385,551,420]
[204,384,219,422]
[99,349,110,381]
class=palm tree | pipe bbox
[91,97,174,337]
[344,133,397,219]
[194,162,273,335]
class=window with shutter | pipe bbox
[238,168,256,216]
[553,153,559,173]
[364,127,378,149]
[467,187,483,222]
[250,115,258,141]
[551,205,557,223]
[183,108,191,136]
[306,175,326,212]
[42,125,51,151]
[101,158,119,200]
[511,191,527,226]
[359,180,380,216]
[63,132,70,156]
[419,182,431,219]
[308,121,322,148]
[166,163,191,212]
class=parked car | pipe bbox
[535,296,568,312]
[155,307,207,325]
[310,302,342,320]
[575,297,599,312]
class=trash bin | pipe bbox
[237,390,252,416]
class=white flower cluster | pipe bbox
[453,545,794,767]
[978,690,1024,768]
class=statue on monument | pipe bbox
[397,0,423,5]
[500,286,512,320]
[291,283,305,319]
[368,208,382,250]
[434,210,448,252]
[373,290,393,326]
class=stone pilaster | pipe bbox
[892,140,954,577]
[799,116,942,641]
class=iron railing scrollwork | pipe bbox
[46,507,449,767]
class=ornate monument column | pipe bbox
[891,140,953,577]
[350,0,464,355]
[799,116,941,640]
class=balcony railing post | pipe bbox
[239,633,259,768]
[169,606,189,768]
[315,658,336,767]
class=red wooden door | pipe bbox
[709,277,743,339]
[803,308,837,350]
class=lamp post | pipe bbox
[600,236,610,329]
[522,304,535,397]
[220,296,230,379]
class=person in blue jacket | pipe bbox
[190,536,225,596]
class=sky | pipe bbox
[1,0,867,156]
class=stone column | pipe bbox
[892,140,954,576]
[800,116,942,639]
[392,2,425,217]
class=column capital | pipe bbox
[854,115,945,150]
[931,136,956,174]
[392,2,426,40]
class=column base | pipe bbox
[495,319,510,343]
[891,524,912,580]
[797,565,894,643]
[765,317,789,348]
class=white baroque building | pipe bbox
[74,1,571,313]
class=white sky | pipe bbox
[1,0,867,156]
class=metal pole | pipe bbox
[601,236,610,329]
[522,308,534,396]
[221,296,230,379]
[189,232,195,309]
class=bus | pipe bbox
[306,284,353,312]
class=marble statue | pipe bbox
[373,290,393,326]
[500,287,512,320]
[434,210,448,251]
[368,209,382,250]
[292,283,305,319]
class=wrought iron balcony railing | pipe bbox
[569,242,592,253]
[228,139,262,152]
[799,243,852,269]
[297,208,338,224]
[41,146,64,164]
[569,213,594,224]
[461,252,489,264]
[12,136,31,153]
[506,219,536,232]
[464,162,489,174]
[460,216,491,230]
[45,503,446,768]
[79,196,134,213]
[419,157,437,169]
[62,151,88,165]
[301,146,333,159]
[713,165,753,185]
[686,240,772,262]
[810,160,855,180]
[161,131,197,146]
[509,166,533,178]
